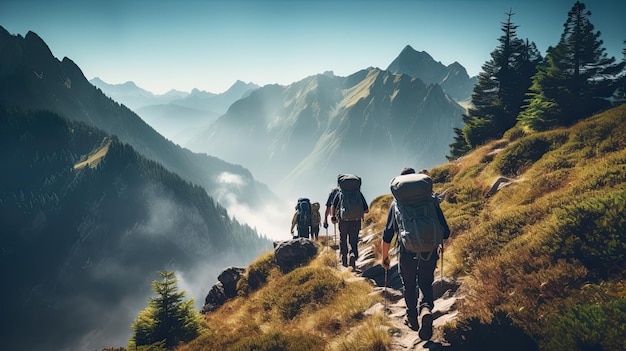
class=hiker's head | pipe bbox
[419,169,430,175]
[400,167,415,175]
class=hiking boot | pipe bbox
[341,256,348,267]
[349,254,356,268]
[418,308,433,340]
[404,315,418,331]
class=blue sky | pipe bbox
[1,0,624,94]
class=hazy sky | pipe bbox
[1,0,624,95]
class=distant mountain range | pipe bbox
[0,26,273,210]
[91,77,260,145]
[187,68,467,201]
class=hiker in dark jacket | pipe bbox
[381,167,450,340]
[323,185,340,231]
[331,175,369,268]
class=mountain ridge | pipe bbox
[387,44,477,102]
[188,67,465,201]
[0,26,274,212]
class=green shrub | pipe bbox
[493,136,552,177]
[237,252,277,295]
[541,298,626,351]
[260,267,342,320]
[444,311,538,351]
[430,164,458,184]
[551,190,626,277]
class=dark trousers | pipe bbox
[399,248,438,317]
[338,220,361,260]
[297,225,310,238]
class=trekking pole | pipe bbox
[334,222,338,268]
[440,244,444,282]
[323,225,329,254]
[383,267,388,314]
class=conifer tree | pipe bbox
[449,10,541,159]
[617,40,626,101]
[129,271,205,350]
[518,1,622,130]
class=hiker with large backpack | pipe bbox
[331,174,369,268]
[380,167,450,340]
[290,198,312,239]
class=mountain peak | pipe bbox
[388,45,475,101]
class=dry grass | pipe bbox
[178,249,387,351]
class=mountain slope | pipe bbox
[0,108,272,351]
[188,69,465,201]
[0,26,273,211]
[175,103,626,351]
[387,45,477,102]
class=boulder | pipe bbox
[201,266,246,313]
[273,238,318,273]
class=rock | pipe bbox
[433,276,461,299]
[201,282,226,313]
[218,266,246,297]
[273,238,318,273]
[487,176,512,197]
[201,266,246,313]
[362,263,403,290]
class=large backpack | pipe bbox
[336,174,365,221]
[295,198,312,228]
[311,202,321,227]
[390,173,443,254]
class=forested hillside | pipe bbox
[0,108,271,351]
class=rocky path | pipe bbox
[335,233,462,350]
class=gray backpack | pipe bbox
[390,173,443,254]
[337,174,364,221]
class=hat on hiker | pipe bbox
[400,167,416,175]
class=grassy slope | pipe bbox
[432,103,626,350]
[175,103,625,351]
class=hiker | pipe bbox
[290,198,312,239]
[331,174,369,268]
[322,180,341,231]
[381,167,450,340]
[311,201,321,240]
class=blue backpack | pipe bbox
[295,198,312,228]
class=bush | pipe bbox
[541,298,626,351]
[237,252,277,295]
[444,311,538,351]
[493,136,553,177]
[552,190,626,277]
[260,267,342,320]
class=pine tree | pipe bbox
[449,10,541,158]
[518,1,622,130]
[129,271,205,350]
[617,40,626,101]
